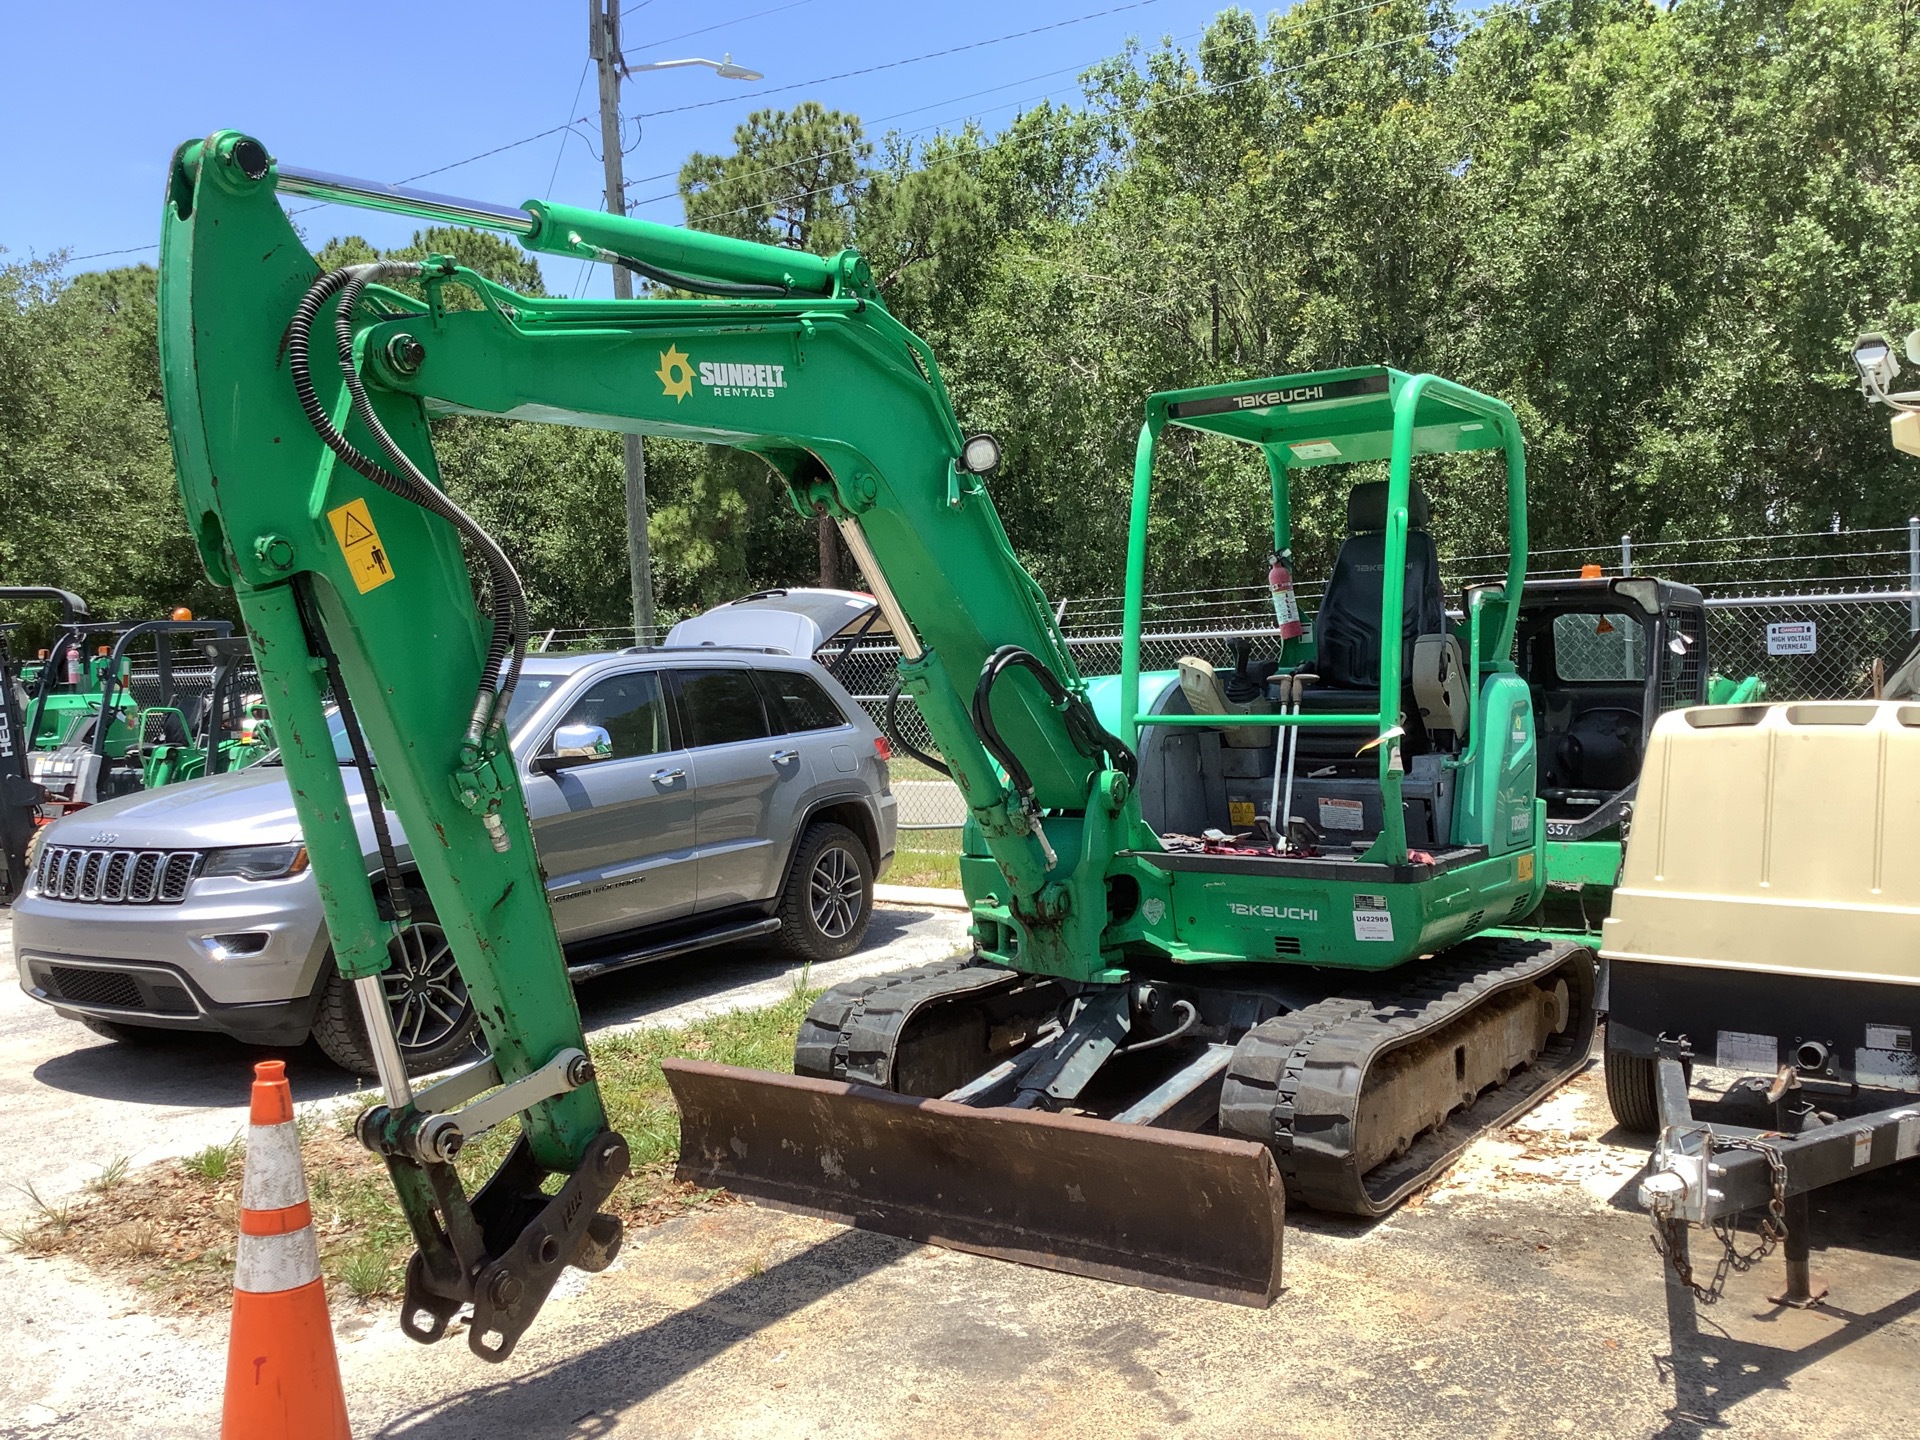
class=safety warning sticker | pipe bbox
[327,497,396,594]
[1288,439,1341,461]
[1352,893,1394,942]
[1319,797,1364,832]
[1228,800,1257,827]
[1715,1030,1777,1072]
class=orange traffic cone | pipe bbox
[221,1060,352,1440]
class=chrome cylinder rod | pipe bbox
[353,973,415,1108]
[277,165,536,237]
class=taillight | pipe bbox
[873,736,893,761]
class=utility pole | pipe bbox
[591,0,655,640]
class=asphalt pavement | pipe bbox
[2,905,1917,1439]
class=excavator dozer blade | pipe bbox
[664,1058,1283,1306]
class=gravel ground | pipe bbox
[1,907,1917,1439]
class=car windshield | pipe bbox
[268,674,567,765]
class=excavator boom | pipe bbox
[158,132,1286,1344]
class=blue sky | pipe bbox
[5,0,1232,296]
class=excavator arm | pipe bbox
[158,131,1250,1351]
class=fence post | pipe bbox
[1909,516,1918,635]
[1619,533,1634,671]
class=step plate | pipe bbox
[665,1058,1284,1307]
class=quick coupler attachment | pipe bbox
[357,1053,631,1361]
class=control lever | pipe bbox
[1266,673,1317,853]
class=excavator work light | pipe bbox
[961,432,1002,474]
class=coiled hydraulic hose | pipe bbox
[970,645,1137,809]
[285,262,528,745]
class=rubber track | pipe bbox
[794,956,1018,1087]
[1219,937,1596,1216]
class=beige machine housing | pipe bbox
[1602,701,1920,986]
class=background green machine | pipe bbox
[159,130,1600,1344]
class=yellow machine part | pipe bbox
[1601,701,1920,986]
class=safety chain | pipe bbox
[1645,1134,1790,1304]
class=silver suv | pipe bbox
[12,649,896,1075]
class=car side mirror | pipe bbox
[535,722,613,773]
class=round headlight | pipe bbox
[960,433,1001,475]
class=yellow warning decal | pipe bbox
[1228,800,1257,827]
[1516,852,1535,882]
[326,497,396,594]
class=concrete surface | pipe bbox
[873,884,968,911]
[1,904,1917,1439]
[0,903,970,1204]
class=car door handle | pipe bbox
[650,767,686,784]
[770,749,801,764]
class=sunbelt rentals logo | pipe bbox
[656,345,788,402]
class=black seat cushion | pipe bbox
[1312,480,1447,691]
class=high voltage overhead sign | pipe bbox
[327,497,397,594]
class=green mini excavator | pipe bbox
[159,131,1598,1352]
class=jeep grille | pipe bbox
[35,846,201,905]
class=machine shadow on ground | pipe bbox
[372,1227,911,1439]
[25,908,937,1111]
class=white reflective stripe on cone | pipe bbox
[235,1227,322,1295]
[241,1122,310,1211]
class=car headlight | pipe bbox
[202,844,309,881]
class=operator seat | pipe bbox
[1312,480,1447,690]
[1292,480,1451,759]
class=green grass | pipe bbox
[294,990,823,1301]
[887,827,963,890]
[41,988,830,1308]
[182,1138,241,1183]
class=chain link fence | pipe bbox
[119,525,1920,836]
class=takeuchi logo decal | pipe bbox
[656,345,788,402]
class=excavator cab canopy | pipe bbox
[1119,366,1529,866]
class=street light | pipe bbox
[624,53,765,81]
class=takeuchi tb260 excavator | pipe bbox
[159,131,1596,1354]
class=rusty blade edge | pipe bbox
[662,1057,1284,1308]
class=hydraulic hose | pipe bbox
[883,675,950,779]
[970,646,1137,807]
[285,262,528,743]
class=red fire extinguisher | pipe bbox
[1267,551,1305,640]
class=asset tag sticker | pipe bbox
[1288,439,1341,461]
[327,497,396,594]
[1715,1030,1778,1072]
[1319,797,1365,832]
[1353,893,1394,942]
[1865,1024,1913,1053]
[1228,800,1257,827]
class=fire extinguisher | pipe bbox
[63,643,81,687]
[1267,550,1305,640]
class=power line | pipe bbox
[628,0,818,56]
[630,0,1171,121]
[676,0,1479,231]
[624,26,1212,206]
[546,61,595,200]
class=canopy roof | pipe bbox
[1149,365,1516,467]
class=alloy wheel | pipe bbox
[379,921,470,1051]
[808,844,863,940]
